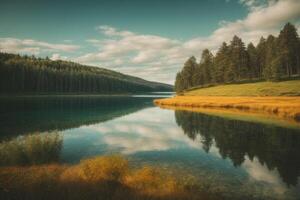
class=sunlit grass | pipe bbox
[154,96,300,122]
[0,155,213,200]
[155,80,300,122]
[184,80,300,96]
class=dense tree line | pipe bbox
[175,23,300,93]
[0,53,172,94]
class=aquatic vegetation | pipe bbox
[79,155,129,182]
[0,155,214,200]
[125,166,179,195]
[0,132,62,166]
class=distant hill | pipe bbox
[0,52,173,94]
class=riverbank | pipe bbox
[154,96,300,122]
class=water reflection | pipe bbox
[0,96,299,198]
[0,96,153,139]
[175,110,300,186]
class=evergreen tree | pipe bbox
[270,56,284,81]
[247,42,258,79]
[181,56,197,89]
[175,72,184,93]
[200,49,214,84]
[278,22,300,76]
[0,52,171,94]
[256,37,267,78]
[263,35,279,80]
[214,42,230,83]
[192,63,203,86]
[229,36,249,80]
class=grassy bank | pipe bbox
[154,96,300,122]
[155,80,300,122]
[184,80,300,96]
[0,155,215,200]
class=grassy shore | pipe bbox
[154,80,300,122]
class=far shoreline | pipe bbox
[0,91,174,98]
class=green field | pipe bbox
[184,80,300,96]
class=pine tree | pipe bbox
[175,72,184,93]
[270,56,284,81]
[215,42,230,83]
[192,63,203,86]
[229,36,249,81]
[247,43,258,79]
[200,49,214,84]
[278,22,300,76]
[256,37,267,79]
[174,22,299,91]
[181,56,197,88]
[263,35,279,80]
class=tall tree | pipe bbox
[256,37,267,79]
[181,56,197,89]
[247,42,258,79]
[278,22,300,76]
[229,36,249,80]
[175,72,184,93]
[214,42,230,83]
[199,49,214,84]
[263,35,279,80]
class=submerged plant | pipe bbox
[0,132,63,166]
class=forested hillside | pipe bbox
[0,53,172,94]
[175,23,300,93]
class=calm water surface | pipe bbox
[0,95,300,199]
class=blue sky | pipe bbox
[0,0,300,83]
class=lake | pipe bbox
[0,95,300,199]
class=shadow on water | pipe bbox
[0,96,154,139]
[174,110,300,187]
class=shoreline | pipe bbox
[154,96,300,123]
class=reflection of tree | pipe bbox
[0,132,62,166]
[175,110,300,186]
[0,96,152,139]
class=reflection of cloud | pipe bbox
[84,107,204,154]
[243,156,287,194]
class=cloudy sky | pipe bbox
[0,0,300,84]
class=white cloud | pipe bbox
[244,0,300,29]
[0,38,80,55]
[50,53,68,61]
[1,0,299,84]
[73,0,300,84]
[97,25,135,37]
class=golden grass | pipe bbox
[154,96,300,122]
[0,155,213,200]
